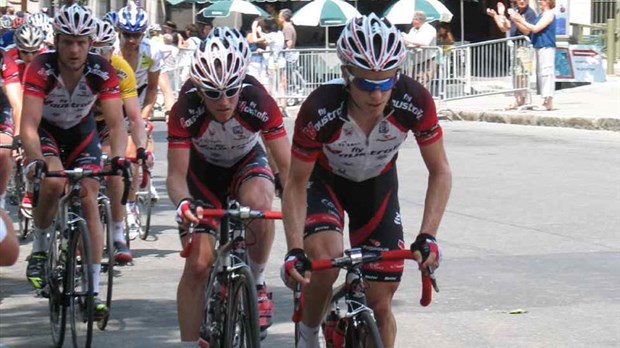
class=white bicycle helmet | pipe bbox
[207,27,251,65]
[0,15,12,30]
[337,13,406,72]
[53,4,95,37]
[190,35,247,91]
[14,24,44,51]
[92,18,117,46]
[117,1,148,33]
[27,12,50,29]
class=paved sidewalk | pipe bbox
[284,75,620,132]
[438,75,620,132]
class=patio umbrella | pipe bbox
[383,0,453,24]
[196,0,269,27]
[291,0,361,48]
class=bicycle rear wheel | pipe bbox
[346,310,383,348]
[67,220,94,347]
[48,226,67,348]
[138,173,152,240]
[223,266,261,348]
[97,198,114,330]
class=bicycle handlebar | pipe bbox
[179,206,282,258]
[303,249,436,307]
[33,164,132,207]
[125,156,151,189]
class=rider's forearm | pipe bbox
[6,84,22,135]
[419,170,452,238]
[20,119,42,161]
[282,182,306,251]
[108,124,128,158]
[140,86,157,120]
[124,97,147,149]
[166,175,191,207]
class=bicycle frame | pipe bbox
[180,199,282,347]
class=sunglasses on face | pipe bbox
[19,49,37,56]
[346,68,399,92]
[121,32,143,39]
[198,86,241,100]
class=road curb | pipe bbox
[441,109,620,132]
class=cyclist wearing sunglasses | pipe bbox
[280,14,452,348]
[92,18,151,263]
[5,24,47,79]
[117,2,162,206]
[167,29,291,344]
[0,49,22,211]
[20,4,127,321]
[4,24,47,213]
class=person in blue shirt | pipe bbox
[510,0,557,110]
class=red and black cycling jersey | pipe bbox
[5,46,47,82]
[292,76,442,182]
[23,52,121,130]
[168,77,287,168]
[0,49,20,116]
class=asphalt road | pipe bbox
[1,120,619,348]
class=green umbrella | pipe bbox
[291,0,361,47]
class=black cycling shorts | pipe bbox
[40,117,102,170]
[186,143,274,236]
[305,163,406,282]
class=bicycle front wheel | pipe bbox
[67,219,94,347]
[98,198,114,330]
[223,266,261,348]
[346,310,383,348]
[48,226,67,348]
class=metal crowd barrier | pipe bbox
[159,36,535,109]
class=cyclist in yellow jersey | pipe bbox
[92,18,151,262]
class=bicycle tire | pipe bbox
[67,219,94,348]
[97,198,114,330]
[223,266,261,348]
[346,310,383,348]
[48,225,67,348]
[139,173,152,240]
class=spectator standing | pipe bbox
[401,11,437,89]
[509,0,556,110]
[280,8,297,112]
[437,22,455,47]
[487,0,537,109]
[247,17,268,87]
[158,33,179,121]
[260,18,286,115]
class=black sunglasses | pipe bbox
[121,32,144,39]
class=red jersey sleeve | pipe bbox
[410,82,442,146]
[96,58,121,100]
[1,52,20,86]
[291,90,326,162]
[22,55,48,98]
[167,86,193,149]
[257,89,286,141]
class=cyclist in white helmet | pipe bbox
[117,1,162,223]
[6,24,46,75]
[20,3,127,321]
[167,29,290,344]
[280,14,452,348]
